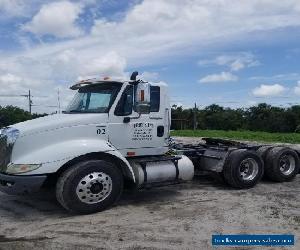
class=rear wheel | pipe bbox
[223,149,264,189]
[257,146,273,162]
[265,147,299,182]
[56,160,123,214]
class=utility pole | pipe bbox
[0,90,48,114]
[0,90,32,113]
[57,88,61,114]
[28,90,32,114]
[193,102,197,130]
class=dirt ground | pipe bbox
[0,137,299,250]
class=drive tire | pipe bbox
[257,146,273,179]
[265,147,299,182]
[223,149,264,189]
[257,146,273,162]
[56,160,123,214]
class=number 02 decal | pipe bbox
[97,128,106,135]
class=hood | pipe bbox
[13,113,108,137]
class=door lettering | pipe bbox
[132,123,154,141]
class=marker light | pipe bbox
[6,164,42,174]
[141,90,145,102]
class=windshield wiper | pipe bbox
[65,110,86,113]
[64,109,107,114]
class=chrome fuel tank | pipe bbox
[129,155,194,187]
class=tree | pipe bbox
[0,106,47,128]
[171,103,300,133]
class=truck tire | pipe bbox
[223,149,264,189]
[257,146,273,162]
[265,147,299,182]
[257,146,273,179]
[56,160,123,214]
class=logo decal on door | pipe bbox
[132,123,154,141]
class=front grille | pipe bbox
[0,135,12,173]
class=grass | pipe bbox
[171,129,300,144]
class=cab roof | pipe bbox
[70,77,167,90]
[70,78,125,90]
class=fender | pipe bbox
[12,139,135,182]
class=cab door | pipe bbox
[108,84,168,157]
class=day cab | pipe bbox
[0,72,190,213]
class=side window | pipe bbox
[114,85,133,116]
[150,86,160,112]
[88,93,111,110]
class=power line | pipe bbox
[31,104,58,108]
[0,90,48,114]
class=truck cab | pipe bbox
[66,77,170,157]
[0,72,193,213]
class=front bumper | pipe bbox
[0,173,47,195]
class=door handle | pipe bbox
[123,117,130,123]
[157,126,164,137]
[150,117,163,120]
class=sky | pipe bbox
[1,0,300,113]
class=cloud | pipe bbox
[199,72,238,83]
[198,52,260,72]
[139,71,159,81]
[23,1,83,38]
[0,50,128,113]
[294,81,300,95]
[247,100,258,106]
[252,84,287,97]
[3,0,300,112]
[0,73,22,84]
[80,51,127,77]
[0,0,26,17]
[250,73,300,81]
[0,73,31,110]
[15,1,300,65]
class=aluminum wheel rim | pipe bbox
[279,154,296,176]
[239,158,259,181]
[76,172,112,204]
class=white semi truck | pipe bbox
[0,72,299,214]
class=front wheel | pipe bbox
[223,149,264,189]
[56,160,123,214]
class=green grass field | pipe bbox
[171,130,300,144]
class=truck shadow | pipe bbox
[117,174,228,207]
[0,191,67,219]
[0,173,279,218]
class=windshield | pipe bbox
[65,82,122,113]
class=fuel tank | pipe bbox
[129,155,194,187]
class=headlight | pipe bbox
[0,127,20,146]
[6,163,41,174]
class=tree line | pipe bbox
[0,106,47,128]
[1,104,300,133]
[171,103,300,133]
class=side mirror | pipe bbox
[135,103,150,114]
[135,82,151,114]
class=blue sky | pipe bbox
[1,0,300,113]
